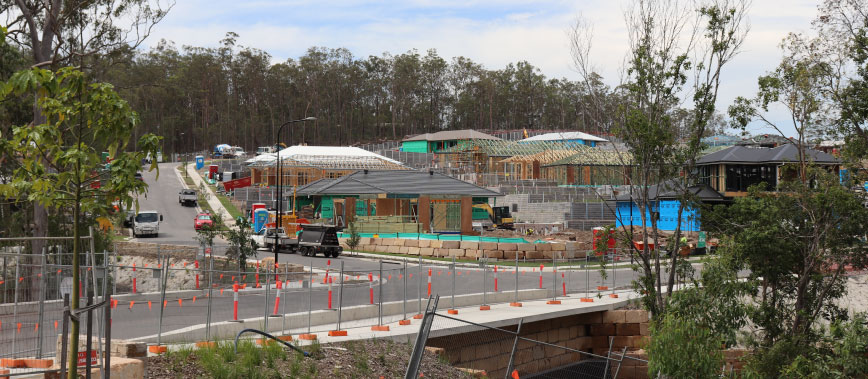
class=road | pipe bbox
[102,162,648,342]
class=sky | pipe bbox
[143,0,823,138]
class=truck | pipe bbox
[178,189,198,206]
[256,146,276,155]
[251,227,294,251]
[133,210,162,238]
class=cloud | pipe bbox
[142,0,823,136]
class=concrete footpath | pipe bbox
[184,162,235,227]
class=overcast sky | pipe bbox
[144,0,823,138]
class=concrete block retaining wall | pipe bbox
[342,238,587,261]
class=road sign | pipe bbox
[77,350,98,367]
[698,231,707,248]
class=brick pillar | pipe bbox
[460,196,473,234]
[418,196,431,233]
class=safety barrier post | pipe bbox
[368,272,374,304]
[299,262,316,340]
[494,265,498,292]
[229,283,242,322]
[263,266,271,330]
[480,253,490,311]
[510,251,522,307]
[399,259,411,325]
[195,260,200,289]
[581,254,593,302]
[132,262,137,294]
[271,281,282,317]
[539,264,544,289]
[372,261,389,331]
[328,261,347,336]
[323,259,331,284]
[413,257,424,319]
[548,254,560,305]
[255,261,260,288]
[448,257,458,315]
[327,276,333,310]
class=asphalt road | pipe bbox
[133,162,205,246]
[105,162,641,342]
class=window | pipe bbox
[725,164,777,192]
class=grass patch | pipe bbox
[217,193,243,219]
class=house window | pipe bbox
[725,164,777,192]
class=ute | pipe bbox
[178,189,197,206]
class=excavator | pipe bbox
[472,204,515,230]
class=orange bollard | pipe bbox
[231,283,240,322]
[427,269,432,296]
[132,262,137,294]
[327,277,333,309]
[562,273,566,296]
[368,273,374,304]
[272,281,282,315]
[539,264,544,289]
[494,265,498,292]
[195,260,200,289]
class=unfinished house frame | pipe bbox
[247,146,409,187]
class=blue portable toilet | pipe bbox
[253,209,269,233]
[195,155,204,170]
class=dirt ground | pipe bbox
[146,339,470,379]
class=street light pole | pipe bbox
[180,132,186,178]
[274,117,317,264]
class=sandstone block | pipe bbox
[479,242,498,250]
[498,243,517,251]
[418,240,431,248]
[487,250,504,259]
[536,243,551,251]
[459,241,479,250]
[465,249,480,259]
[442,240,460,249]
[399,246,409,254]
[602,310,627,324]
[551,243,566,251]
[433,248,448,257]
[420,248,434,256]
[449,249,465,257]
[430,240,443,248]
[387,246,401,254]
[639,323,650,336]
[625,310,649,323]
[616,323,641,336]
[517,243,536,252]
[525,251,544,260]
[407,247,420,256]
[590,323,616,336]
[575,311,603,324]
[502,251,523,260]
[404,239,419,247]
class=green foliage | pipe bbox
[666,247,752,347]
[193,340,287,379]
[777,314,868,378]
[706,168,868,375]
[345,221,361,252]
[647,314,725,378]
[224,217,258,270]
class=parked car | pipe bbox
[178,189,198,206]
[194,213,214,230]
[134,172,143,181]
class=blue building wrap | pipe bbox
[615,200,701,232]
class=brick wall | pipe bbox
[426,309,651,379]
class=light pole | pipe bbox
[274,117,317,264]
[180,132,187,177]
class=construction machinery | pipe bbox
[472,204,515,230]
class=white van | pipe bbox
[133,211,163,238]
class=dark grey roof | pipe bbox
[403,129,502,142]
[296,170,502,197]
[615,180,725,202]
[697,144,839,165]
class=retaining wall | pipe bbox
[341,237,587,261]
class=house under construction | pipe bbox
[247,145,410,187]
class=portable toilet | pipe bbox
[250,203,266,221]
[208,164,218,180]
[195,156,204,170]
[253,209,269,233]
